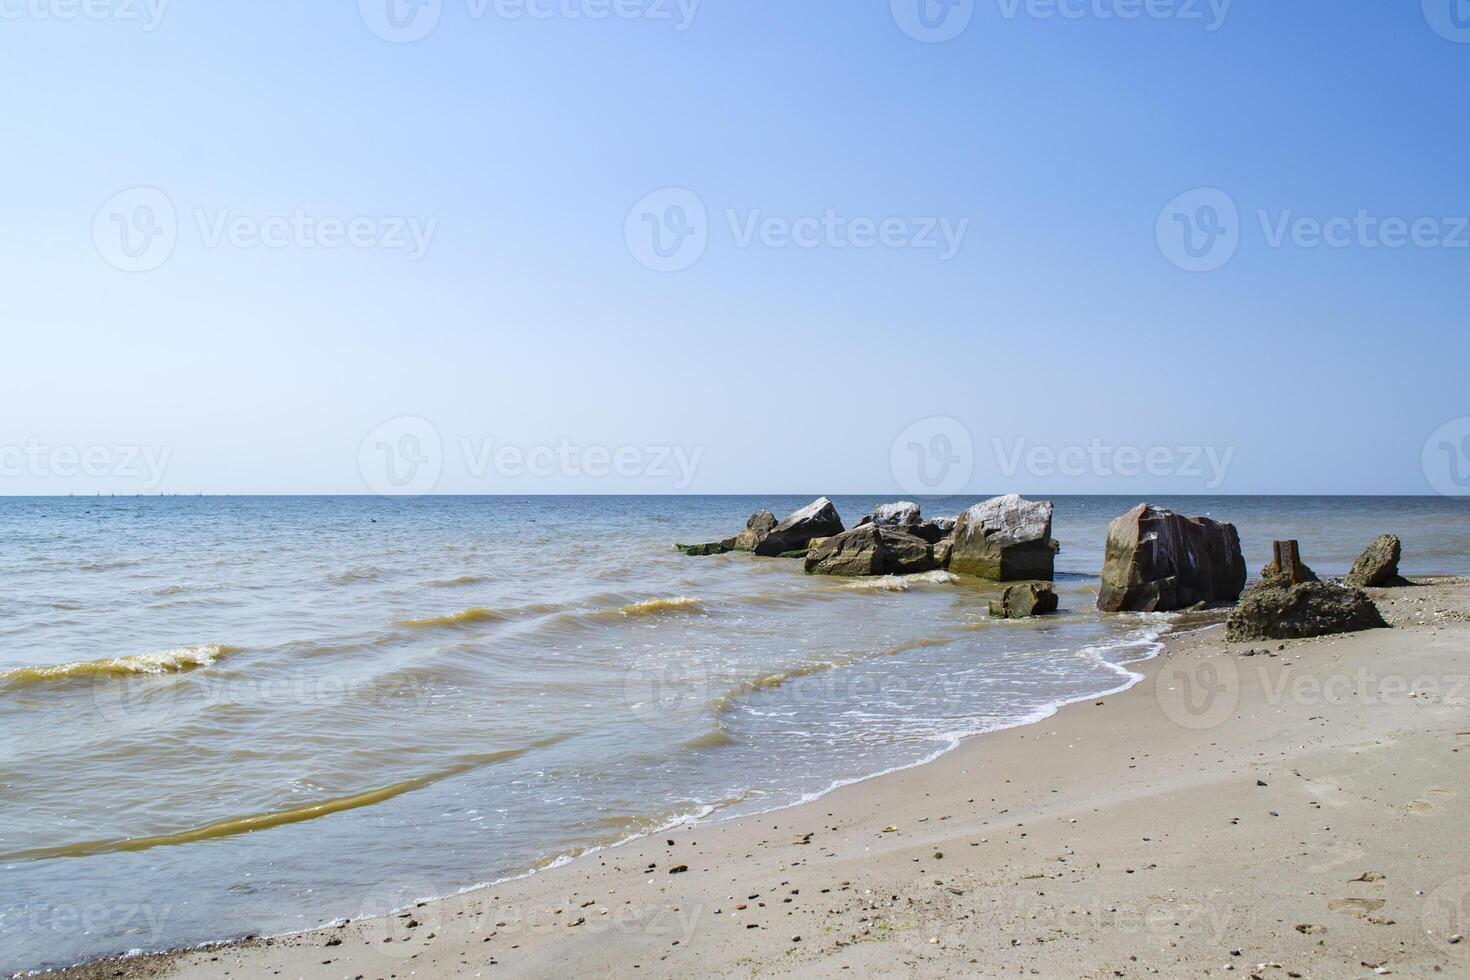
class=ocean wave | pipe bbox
[840,570,958,592]
[328,566,381,585]
[426,574,490,588]
[709,658,852,716]
[2,735,569,863]
[2,644,238,688]
[592,596,704,620]
[396,607,509,629]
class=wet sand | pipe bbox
[40,579,1470,980]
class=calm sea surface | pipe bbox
[3,495,1467,970]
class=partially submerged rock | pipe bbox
[989,582,1058,619]
[805,525,941,577]
[1096,503,1246,612]
[948,495,1055,582]
[729,511,779,552]
[805,525,885,577]
[754,497,846,557]
[880,529,941,575]
[1345,534,1405,588]
[675,542,734,557]
[1226,580,1388,642]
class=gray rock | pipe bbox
[989,582,1059,619]
[1226,580,1388,642]
[730,511,779,552]
[805,525,885,576]
[1345,534,1404,588]
[805,526,940,577]
[871,501,922,526]
[948,495,1055,581]
[908,519,952,544]
[755,497,846,557]
[881,529,940,575]
[1096,503,1246,612]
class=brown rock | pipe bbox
[1096,503,1245,612]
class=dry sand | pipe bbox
[41,579,1470,980]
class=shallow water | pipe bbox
[1,495,1465,971]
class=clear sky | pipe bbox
[2,1,1467,495]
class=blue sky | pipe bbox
[2,1,1467,495]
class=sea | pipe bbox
[2,494,1467,971]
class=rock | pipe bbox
[932,537,954,567]
[948,495,1055,581]
[730,511,779,552]
[1096,503,1246,612]
[755,497,846,557]
[871,501,922,526]
[1259,539,1318,588]
[989,582,1059,619]
[805,525,940,577]
[880,529,940,575]
[1345,534,1404,588]
[675,542,734,556]
[805,525,885,576]
[1226,580,1388,642]
[909,519,953,544]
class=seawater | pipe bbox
[2,495,1467,971]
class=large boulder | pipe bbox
[805,525,940,577]
[880,529,940,575]
[871,501,921,527]
[1226,580,1388,642]
[948,494,1055,581]
[1345,535,1404,588]
[754,497,845,557]
[729,511,779,552]
[805,525,885,576]
[989,582,1059,619]
[1096,503,1246,612]
[909,517,954,544]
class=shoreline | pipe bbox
[33,577,1470,979]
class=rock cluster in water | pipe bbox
[677,495,1056,586]
[678,497,1408,636]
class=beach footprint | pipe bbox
[1328,897,1386,917]
[1407,788,1455,816]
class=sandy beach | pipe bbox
[40,576,1470,980]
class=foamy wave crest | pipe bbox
[597,596,704,619]
[397,607,509,629]
[842,570,958,592]
[2,644,237,687]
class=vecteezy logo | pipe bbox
[357,878,443,959]
[891,0,974,42]
[624,188,708,272]
[623,661,713,727]
[93,187,177,273]
[1424,0,1470,43]
[1154,657,1238,729]
[1422,417,1470,496]
[359,0,442,43]
[1156,188,1240,273]
[890,416,974,496]
[358,416,443,496]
